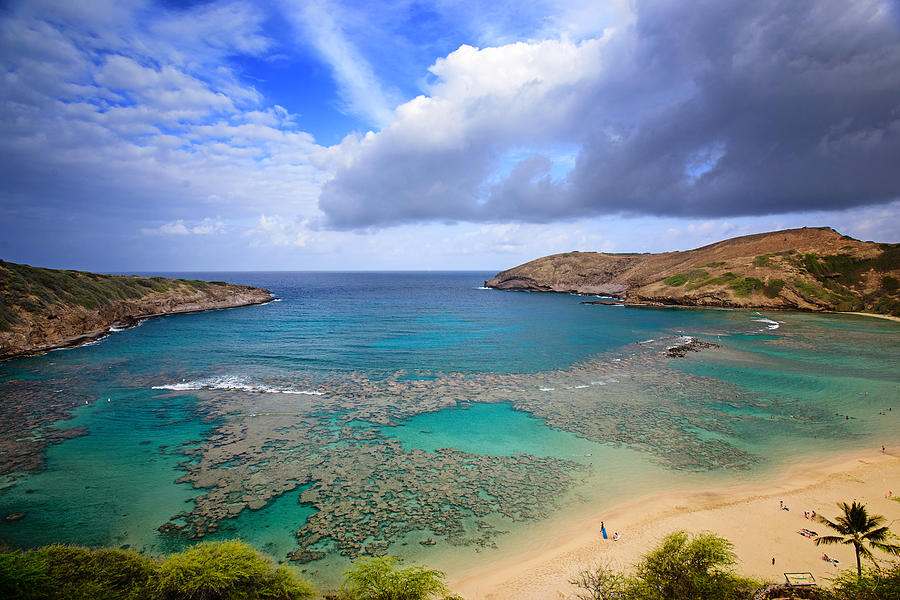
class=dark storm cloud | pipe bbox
[318,0,900,229]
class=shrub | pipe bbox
[155,540,314,600]
[0,541,315,600]
[631,531,758,600]
[570,563,627,600]
[729,277,765,297]
[0,551,53,599]
[664,274,688,286]
[763,279,785,298]
[570,532,761,600]
[829,563,900,600]
[339,556,450,600]
[37,545,157,600]
[883,275,899,295]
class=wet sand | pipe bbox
[449,450,900,599]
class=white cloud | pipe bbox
[141,218,226,236]
[317,0,900,230]
[0,0,329,253]
[281,0,397,128]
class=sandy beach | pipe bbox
[449,450,900,599]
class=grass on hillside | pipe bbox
[0,261,219,331]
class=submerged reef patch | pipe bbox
[154,337,808,562]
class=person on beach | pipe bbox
[601,521,607,539]
[613,532,620,541]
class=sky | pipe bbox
[1,0,899,272]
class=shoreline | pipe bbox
[492,285,900,323]
[449,450,900,599]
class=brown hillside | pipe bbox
[485,227,900,315]
[0,261,273,360]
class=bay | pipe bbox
[1,271,898,587]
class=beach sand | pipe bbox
[449,451,900,599]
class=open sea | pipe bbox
[1,272,898,587]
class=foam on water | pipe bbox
[152,375,323,395]
[753,317,781,330]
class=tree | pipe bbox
[828,562,900,600]
[569,562,627,600]
[815,501,900,578]
[629,531,758,600]
[339,556,452,600]
[155,540,315,600]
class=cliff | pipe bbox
[485,227,900,315]
[0,261,273,360]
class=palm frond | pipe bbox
[873,541,900,556]
[815,535,852,546]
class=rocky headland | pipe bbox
[0,260,273,360]
[485,227,900,315]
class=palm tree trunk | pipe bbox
[855,541,862,578]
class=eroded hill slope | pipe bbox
[0,261,273,359]
[486,227,900,315]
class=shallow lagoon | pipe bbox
[1,272,898,587]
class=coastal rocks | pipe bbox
[665,337,720,358]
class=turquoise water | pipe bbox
[382,402,605,460]
[1,272,898,585]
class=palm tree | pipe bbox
[815,500,900,578]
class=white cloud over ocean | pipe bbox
[1,0,898,271]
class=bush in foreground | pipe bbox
[828,562,900,600]
[0,541,314,600]
[156,540,315,600]
[339,556,458,600]
[571,531,761,600]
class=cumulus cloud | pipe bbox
[141,218,226,236]
[0,0,327,248]
[317,0,900,229]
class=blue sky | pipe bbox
[1,0,899,272]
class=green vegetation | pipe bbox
[663,274,688,286]
[704,261,726,267]
[338,556,456,600]
[828,563,900,600]
[664,270,708,287]
[570,526,900,600]
[797,247,899,290]
[570,531,760,600]
[753,254,774,266]
[762,278,784,298]
[0,260,215,329]
[815,501,900,578]
[883,275,899,294]
[0,541,314,600]
[728,277,765,297]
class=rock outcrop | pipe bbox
[0,261,273,360]
[486,227,900,315]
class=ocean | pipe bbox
[1,271,898,586]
